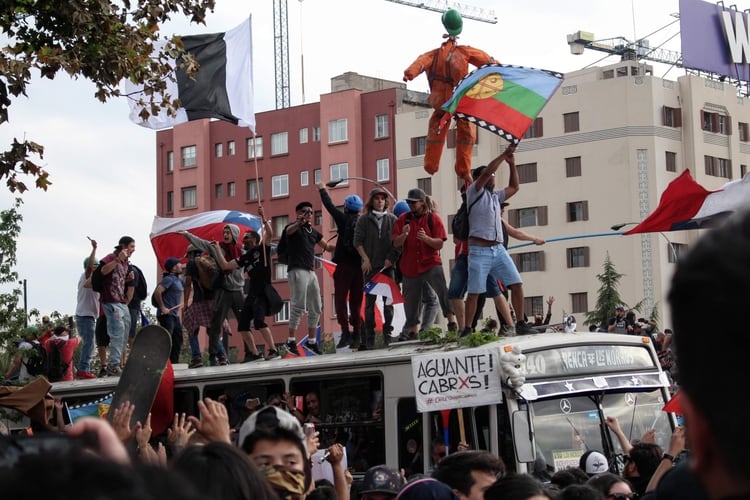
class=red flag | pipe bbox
[150,360,175,435]
[662,391,682,416]
[363,272,405,305]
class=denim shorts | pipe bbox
[467,244,522,294]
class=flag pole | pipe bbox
[252,130,268,268]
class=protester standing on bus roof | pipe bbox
[354,187,401,350]
[75,238,100,379]
[462,146,536,337]
[99,236,135,376]
[280,201,335,356]
[660,209,750,499]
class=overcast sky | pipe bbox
[0,0,696,316]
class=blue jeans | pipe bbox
[103,302,130,369]
[75,315,96,372]
[158,314,183,364]
[188,328,226,359]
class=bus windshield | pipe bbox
[530,388,672,474]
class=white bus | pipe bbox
[50,332,674,477]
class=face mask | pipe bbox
[263,466,307,498]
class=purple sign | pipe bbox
[680,0,750,81]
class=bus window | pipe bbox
[289,373,384,474]
[426,407,489,470]
[601,390,673,455]
[397,398,421,477]
[174,386,200,418]
[204,380,285,430]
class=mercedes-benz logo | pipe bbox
[560,399,572,413]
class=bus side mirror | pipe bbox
[512,410,536,463]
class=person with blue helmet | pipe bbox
[318,182,364,350]
[393,200,409,217]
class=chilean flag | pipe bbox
[150,210,262,266]
[624,170,750,235]
[363,271,405,305]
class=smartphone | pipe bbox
[0,431,98,468]
[303,423,315,437]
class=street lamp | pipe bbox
[326,176,397,202]
[611,222,679,262]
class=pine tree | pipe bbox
[585,252,628,330]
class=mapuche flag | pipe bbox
[440,63,563,144]
[126,17,254,131]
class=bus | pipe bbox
[49,332,674,477]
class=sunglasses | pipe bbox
[300,209,313,215]
[406,200,420,204]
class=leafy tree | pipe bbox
[584,252,642,329]
[0,0,216,193]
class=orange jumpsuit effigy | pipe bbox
[404,38,494,180]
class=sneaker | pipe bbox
[76,371,97,380]
[306,342,322,355]
[357,344,368,351]
[516,321,537,335]
[447,321,458,332]
[98,368,107,378]
[188,357,203,368]
[265,350,280,361]
[336,332,350,349]
[106,365,122,377]
[243,353,263,363]
[286,340,300,356]
[501,324,516,336]
[218,355,228,366]
[459,327,473,338]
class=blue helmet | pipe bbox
[393,200,409,217]
[344,194,363,212]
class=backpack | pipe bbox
[91,262,105,293]
[276,229,289,265]
[23,342,48,377]
[45,339,68,382]
[130,264,148,302]
[196,254,222,291]
[451,194,481,241]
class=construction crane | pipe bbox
[273,0,290,109]
[385,0,497,24]
[566,30,682,67]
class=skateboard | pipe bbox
[107,325,171,430]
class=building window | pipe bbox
[314,210,322,226]
[570,292,588,314]
[247,179,263,201]
[524,296,544,318]
[566,201,589,222]
[512,251,545,272]
[228,181,236,197]
[312,126,321,142]
[271,131,289,155]
[566,246,590,268]
[181,145,197,168]
[228,140,235,155]
[272,215,289,236]
[667,243,688,263]
[508,206,548,228]
[215,183,223,199]
[299,128,308,144]
[274,262,288,281]
[215,143,223,158]
[328,118,348,143]
[181,186,197,208]
[166,191,173,212]
[330,163,349,184]
[300,171,309,187]
[565,156,582,177]
[742,164,748,177]
[517,162,537,183]
[523,117,544,139]
[272,174,289,197]
[417,177,432,196]
[247,137,263,159]
[167,151,174,172]
[375,114,389,139]
[664,151,677,172]
[563,112,580,133]
[275,301,290,323]
[739,122,749,142]
[704,155,732,179]
[663,106,682,127]
[314,169,322,184]
[702,111,731,135]
[411,136,427,156]
[376,158,390,182]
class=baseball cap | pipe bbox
[238,405,306,452]
[83,256,99,269]
[369,187,387,200]
[360,465,405,495]
[615,305,625,311]
[164,257,180,272]
[405,188,426,202]
[580,450,609,476]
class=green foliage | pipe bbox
[0,0,216,193]
[0,199,25,342]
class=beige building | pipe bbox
[396,60,749,328]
